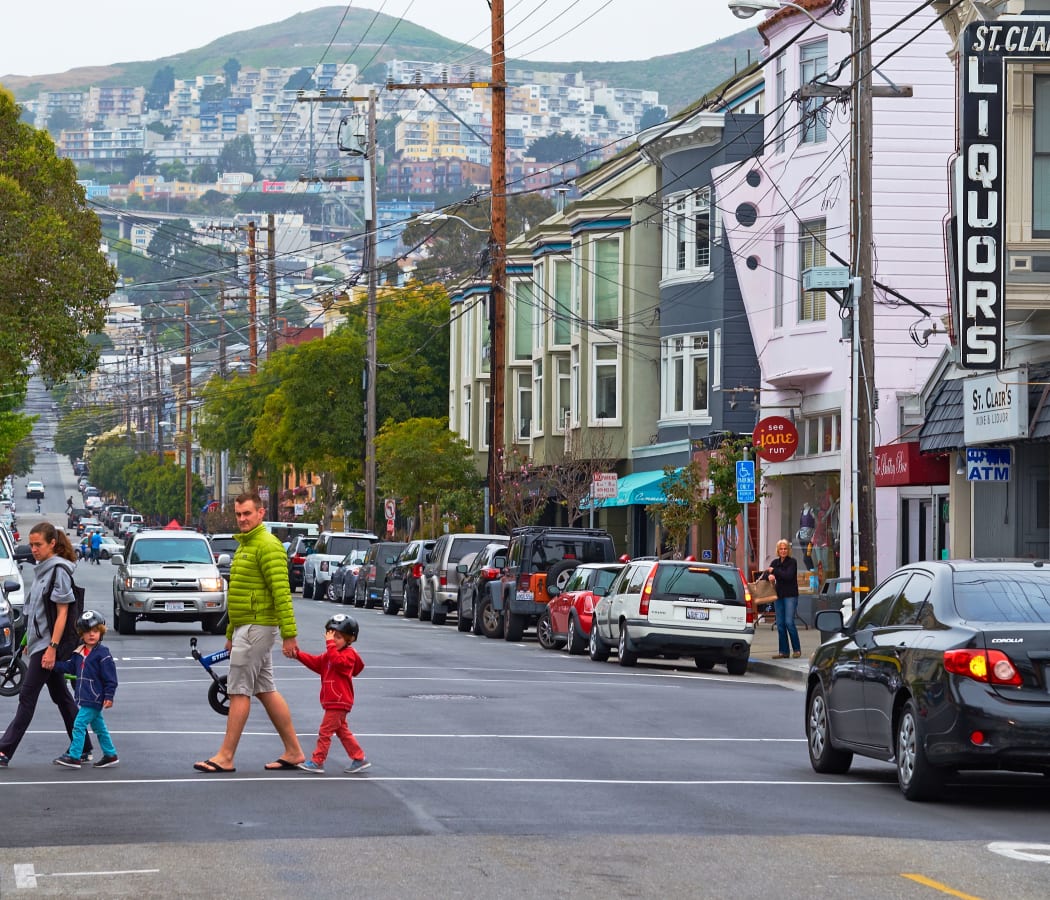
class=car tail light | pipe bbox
[739,569,754,624]
[411,563,424,579]
[291,554,305,565]
[482,567,498,580]
[583,595,594,614]
[639,564,657,616]
[439,574,447,588]
[943,649,1022,686]
[518,574,530,591]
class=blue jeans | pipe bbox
[774,595,801,655]
[67,706,116,759]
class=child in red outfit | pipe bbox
[294,614,370,775]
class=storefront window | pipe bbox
[779,473,841,582]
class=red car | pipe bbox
[539,562,626,653]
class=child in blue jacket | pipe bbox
[52,611,119,769]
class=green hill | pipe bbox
[2,6,763,116]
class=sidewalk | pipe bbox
[747,609,826,685]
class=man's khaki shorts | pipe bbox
[227,624,278,696]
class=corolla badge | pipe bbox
[991,638,1023,643]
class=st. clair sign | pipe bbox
[958,19,1050,370]
[752,416,799,463]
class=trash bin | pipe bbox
[798,576,852,629]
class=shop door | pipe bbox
[900,497,934,565]
[1020,465,1049,558]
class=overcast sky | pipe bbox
[1,1,755,78]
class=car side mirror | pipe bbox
[217,553,231,566]
[456,563,467,574]
[2,579,19,596]
[110,553,124,566]
[814,609,844,635]
[14,545,33,564]
[495,557,507,568]
[548,586,560,597]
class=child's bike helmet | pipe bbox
[76,610,106,633]
[325,614,359,638]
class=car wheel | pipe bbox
[303,576,314,599]
[588,623,610,662]
[382,585,398,616]
[536,610,558,650]
[725,656,748,676]
[504,609,525,642]
[617,623,639,666]
[897,699,944,801]
[479,596,502,639]
[471,593,485,635]
[694,658,715,671]
[456,596,472,632]
[405,585,420,619]
[545,560,579,598]
[324,581,338,603]
[115,605,136,635]
[806,684,854,774]
[432,608,446,626]
[203,612,227,636]
[356,585,368,608]
[566,615,587,655]
[419,592,432,621]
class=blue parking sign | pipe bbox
[736,460,756,503]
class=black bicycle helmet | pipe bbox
[325,614,359,638]
[76,610,106,633]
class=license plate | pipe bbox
[686,607,710,621]
[517,591,534,602]
[164,601,185,612]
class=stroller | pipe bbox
[0,578,26,697]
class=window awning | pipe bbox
[590,470,670,508]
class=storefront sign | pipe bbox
[965,446,1011,482]
[962,366,1028,444]
[752,416,799,462]
[956,20,1050,369]
[874,442,950,487]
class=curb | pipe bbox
[747,657,807,685]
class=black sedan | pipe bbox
[381,539,435,617]
[455,542,508,636]
[806,559,1050,801]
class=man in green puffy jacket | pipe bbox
[194,492,306,773]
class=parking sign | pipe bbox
[736,460,756,504]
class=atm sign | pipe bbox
[753,416,799,463]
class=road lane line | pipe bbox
[13,863,36,888]
[0,776,882,787]
[901,873,983,900]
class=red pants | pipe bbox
[312,708,364,765]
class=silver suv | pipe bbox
[111,530,229,635]
[302,530,378,600]
[420,532,504,625]
[589,558,754,674]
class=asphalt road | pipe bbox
[1,392,1050,897]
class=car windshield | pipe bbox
[130,538,214,565]
[651,565,742,601]
[953,571,1050,623]
[327,536,374,557]
[450,538,497,563]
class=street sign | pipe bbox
[736,460,756,504]
[386,518,394,535]
[592,472,618,500]
[384,498,396,520]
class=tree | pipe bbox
[55,405,122,462]
[283,68,316,92]
[493,446,548,531]
[526,131,589,163]
[122,149,156,181]
[46,108,78,137]
[0,88,117,391]
[223,58,241,88]
[639,107,668,130]
[89,443,137,499]
[200,83,226,104]
[124,454,205,522]
[146,66,175,110]
[375,417,480,537]
[218,135,256,176]
[547,427,620,526]
[192,162,218,184]
[158,160,189,182]
[146,122,176,139]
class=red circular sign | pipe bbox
[753,416,799,462]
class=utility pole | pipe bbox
[853,0,876,596]
[152,323,163,462]
[267,214,278,358]
[364,90,378,535]
[184,298,193,527]
[489,0,507,515]
[246,220,258,374]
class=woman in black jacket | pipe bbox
[765,539,801,659]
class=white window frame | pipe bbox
[662,189,713,281]
[516,371,532,443]
[551,257,572,348]
[591,343,621,426]
[555,355,570,435]
[532,358,544,436]
[800,39,829,145]
[462,385,472,443]
[660,332,713,423]
[570,346,581,429]
[480,383,490,451]
[571,240,582,338]
[512,279,533,361]
[773,228,785,328]
[532,259,546,352]
[591,234,622,329]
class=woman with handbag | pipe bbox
[765,538,802,660]
[0,522,92,768]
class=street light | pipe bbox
[728,0,850,31]
[414,211,491,233]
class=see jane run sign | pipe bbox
[958,18,1050,370]
[752,416,799,462]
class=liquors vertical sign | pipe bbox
[959,20,1050,370]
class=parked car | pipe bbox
[0,525,26,632]
[420,532,505,625]
[381,540,436,617]
[96,535,123,560]
[353,541,406,609]
[68,506,89,532]
[286,535,318,592]
[76,517,103,537]
[25,481,44,500]
[208,534,239,583]
[455,543,508,635]
[590,558,754,674]
[116,513,144,538]
[541,562,626,653]
[101,505,127,530]
[806,559,1050,801]
[84,495,104,513]
[111,529,229,635]
[302,531,378,600]
[492,526,618,642]
[327,548,370,604]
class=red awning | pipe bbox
[875,442,949,487]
